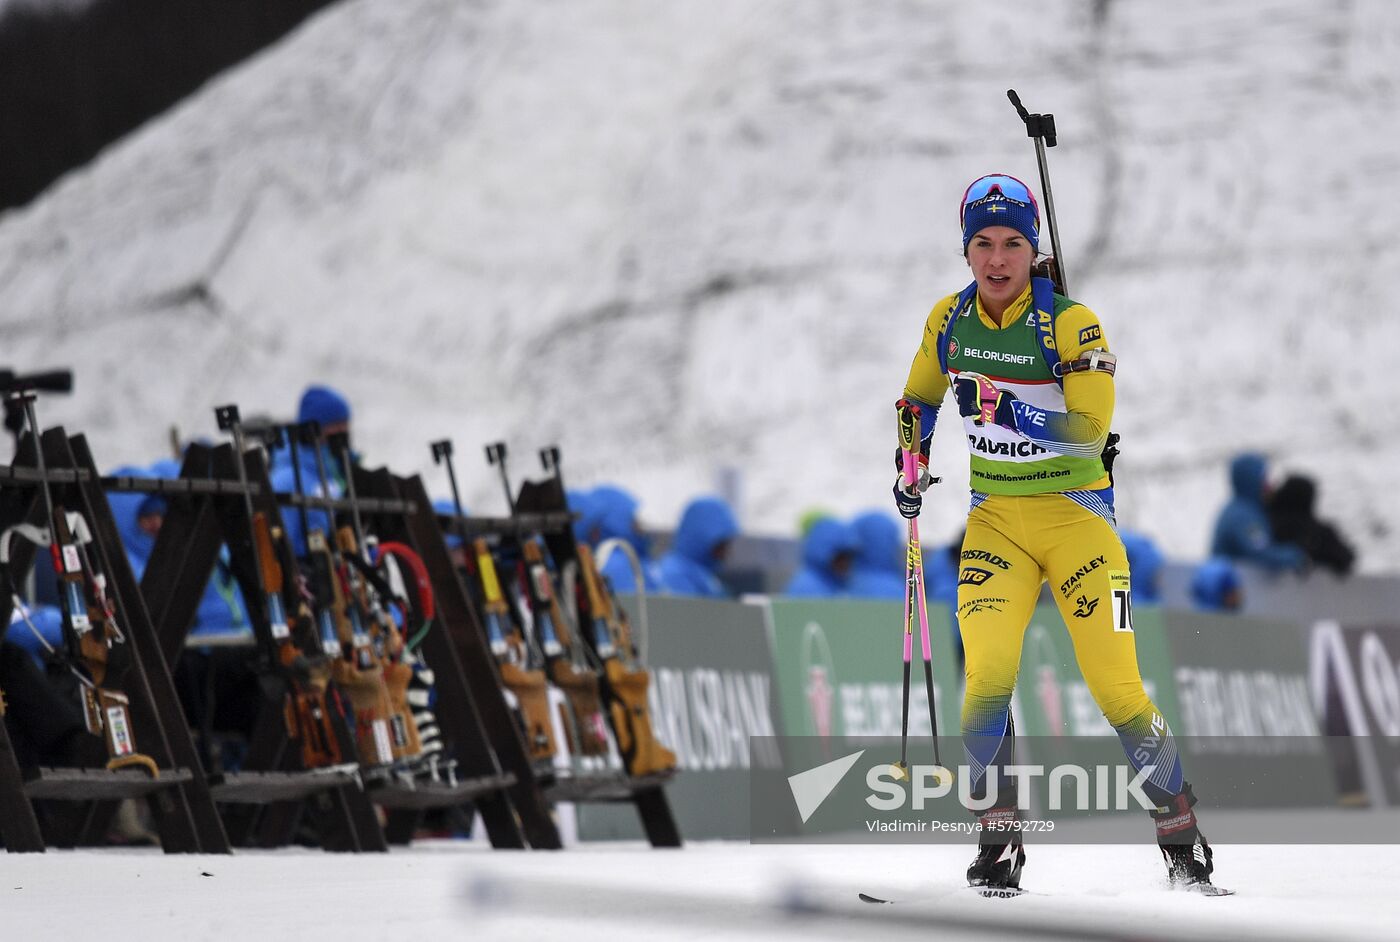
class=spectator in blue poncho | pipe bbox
[654,496,739,598]
[785,517,860,598]
[110,459,249,641]
[1191,557,1243,612]
[106,463,159,579]
[848,510,905,600]
[1209,453,1305,574]
[579,484,660,593]
[1120,530,1165,604]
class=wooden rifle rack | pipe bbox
[453,469,682,847]
[137,441,386,851]
[0,427,222,853]
[257,459,527,847]
[343,465,556,847]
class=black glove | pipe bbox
[893,478,921,519]
[1101,432,1121,484]
[953,372,1019,431]
[892,458,939,520]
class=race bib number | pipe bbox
[1109,570,1133,633]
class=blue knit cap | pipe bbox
[298,385,351,428]
[960,174,1040,251]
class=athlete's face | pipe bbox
[965,226,1034,314]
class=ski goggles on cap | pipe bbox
[958,173,1039,225]
[959,173,1040,250]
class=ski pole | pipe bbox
[894,400,949,785]
[893,402,918,781]
[1007,89,1067,295]
[910,498,946,781]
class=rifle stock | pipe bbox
[332,525,420,765]
[575,544,675,777]
[307,529,389,766]
[50,504,158,777]
[249,511,343,769]
[521,540,609,757]
[472,538,555,761]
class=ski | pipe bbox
[858,881,1233,903]
[859,885,1029,903]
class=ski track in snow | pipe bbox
[1,0,1399,570]
[0,841,1396,941]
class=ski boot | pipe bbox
[1151,782,1217,889]
[967,804,1026,894]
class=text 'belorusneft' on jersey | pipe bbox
[961,348,1037,365]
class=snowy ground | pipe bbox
[2,1,1400,570]
[1,840,1396,941]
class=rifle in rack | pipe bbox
[1,379,157,777]
[251,507,344,770]
[330,432,433,770]
[575,542,676,777]
[433,440,557,764]
[518,539,610,758]
[214,406,345,772]
[292,424,404,771]
[470,536,556,762]
[526,446,674,779]
[491,443,614,759]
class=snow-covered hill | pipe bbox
[2,0,1398,569]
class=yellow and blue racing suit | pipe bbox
[904,279,1183,807]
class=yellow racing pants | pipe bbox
[956,490,1183,806]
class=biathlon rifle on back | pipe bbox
[1006,89,1120,478]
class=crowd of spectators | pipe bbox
[568,447,1359,621]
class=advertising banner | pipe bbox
[576,595,784,841]
[765,598,962,742]
[1164,611,1336,807]
[1308,619,1400,807]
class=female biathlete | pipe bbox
[894,173,1219,892]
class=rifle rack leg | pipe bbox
[634,786,682,848]
[0,721,45,852]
